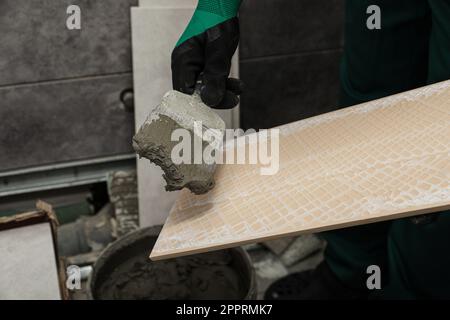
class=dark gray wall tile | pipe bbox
[240,0,344,59]
[0,0,137,86]
[240,50,342,129]
[0,74,135,172]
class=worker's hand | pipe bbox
[172,0,244,109]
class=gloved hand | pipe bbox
[172,0,243,109]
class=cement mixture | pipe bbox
[97,250,246,300]
[133,90,225,195]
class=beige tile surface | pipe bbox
[132,4,239,226]
[151,81,450,260]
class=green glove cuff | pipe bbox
[176,0,242,47]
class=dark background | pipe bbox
[240,0,344,129]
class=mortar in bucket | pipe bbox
[88,226,256,299]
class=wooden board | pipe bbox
[0,203,62,301]
[151,81,450,260]
[0,201,67,300]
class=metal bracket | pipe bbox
[0,154,136,197]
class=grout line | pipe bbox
[0,71,132,90]
[240,47,343,63]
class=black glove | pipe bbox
[172,17,244,109]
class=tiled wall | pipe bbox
[0,0,138,172]
[0,0,344,172]
[239,0,345,129]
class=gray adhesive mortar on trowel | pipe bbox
[133,90,225,195]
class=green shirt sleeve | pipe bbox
[176,0,242,47]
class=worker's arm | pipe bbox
[172,0,243,109]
